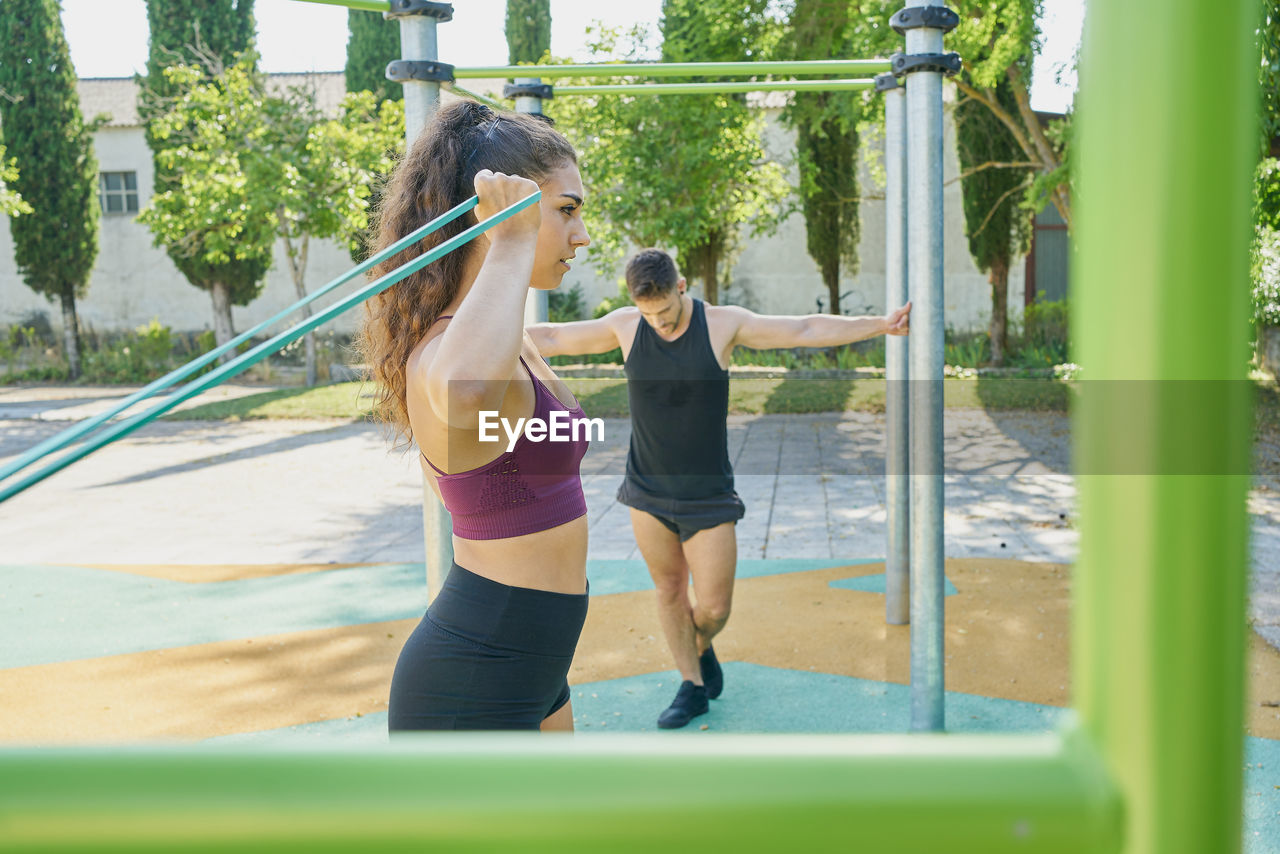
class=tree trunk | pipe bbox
[283,232,316,387]
[210,281,236,366]
[701,248,718,305]
[988,257,1009,367]
[824,256,840,316]
[1006,68,1072,231]
[59,289,81,380]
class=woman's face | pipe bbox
[530,162,590,291]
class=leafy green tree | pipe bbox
[141,59,404,386]
[505,0,551,65]
[345,9,401,105]
[956,77,1033,365]
[557,4,790,305]
[950,0,1071,230]
[141,0,263,362]
[138,60,277,361]
[0,0,99,379]
[265,83,403,385]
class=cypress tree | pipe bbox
[505,0,550,65]
[140,0,264,360]
[955,77,1033,366]
[344,9,401,264]
[781,0,861,316]
[345,9,401,104]
[0,0,99,379]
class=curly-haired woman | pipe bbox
[359,101,591,731]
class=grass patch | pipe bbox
[164,383,378,421]
[162,376,1077,422]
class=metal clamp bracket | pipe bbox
[890,52,962,78]
[385,60,455,83]
[874,72,903,93]
[386,0,454,22]
[503,82,554,100]
[890,6,959,35]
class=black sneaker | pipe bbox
[657,681,709,729]
[700,645,723,699]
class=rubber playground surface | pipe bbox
[2,385,1278,850]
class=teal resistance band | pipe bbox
[0,191,539,505]
[0,196,479,487]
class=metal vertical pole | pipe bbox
[1073,0,1255,851]
[397,11,441,143]
[511,78,549,327]
[898,0,951,732]
[879,74,910,626]
[393,1,453,601]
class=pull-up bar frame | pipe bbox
[0,2,1256,853]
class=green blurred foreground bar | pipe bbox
[554,78,877,97]
[454,59,891,79]
[1072,0,1255,851]
[290,0,390,13]
[0,730,1121,854]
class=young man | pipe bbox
[527,249,911,728]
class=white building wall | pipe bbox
[0,85,1023,341]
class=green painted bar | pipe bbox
[0,729,1121,853]
[1072,0,1255,853]
[444,82,505,111]
[553,78,876,97]
[290,0,390,12]
[454,59,890,80]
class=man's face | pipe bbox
[634,284,685,335]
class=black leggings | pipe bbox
[388,562,588,731]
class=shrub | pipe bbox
[1253,226,1280,329]
[80,318,175,383]
[1018,296,1070,365]
[592,280,634,319]
[549,284,586,322]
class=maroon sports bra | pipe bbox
[421,340,589,540]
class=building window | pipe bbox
[99,171,138,215]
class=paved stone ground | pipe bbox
[1,383,1277,647]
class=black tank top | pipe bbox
[624,299,734,500]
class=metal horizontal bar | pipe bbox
[0,192,537,505]
[454,59,891,80]
[0,728,1121,853]
[0,198,478,487]
[290,0,390,12]
[443,82,506,111]
[553,78,878,97]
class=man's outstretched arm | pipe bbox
[729,302,911,351]
[527,310,626,358]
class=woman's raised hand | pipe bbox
[473,170,541,242]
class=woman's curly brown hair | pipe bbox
[356,101,576,447]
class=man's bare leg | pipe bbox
[629,508,701,685]
[682,521,738,655]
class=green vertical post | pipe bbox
[1073,1,1257,853]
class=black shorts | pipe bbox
[616,477,746,543]
[388,562,588,731]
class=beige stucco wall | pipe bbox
[0,90,1022,340]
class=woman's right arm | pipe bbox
[424,171,542,428]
